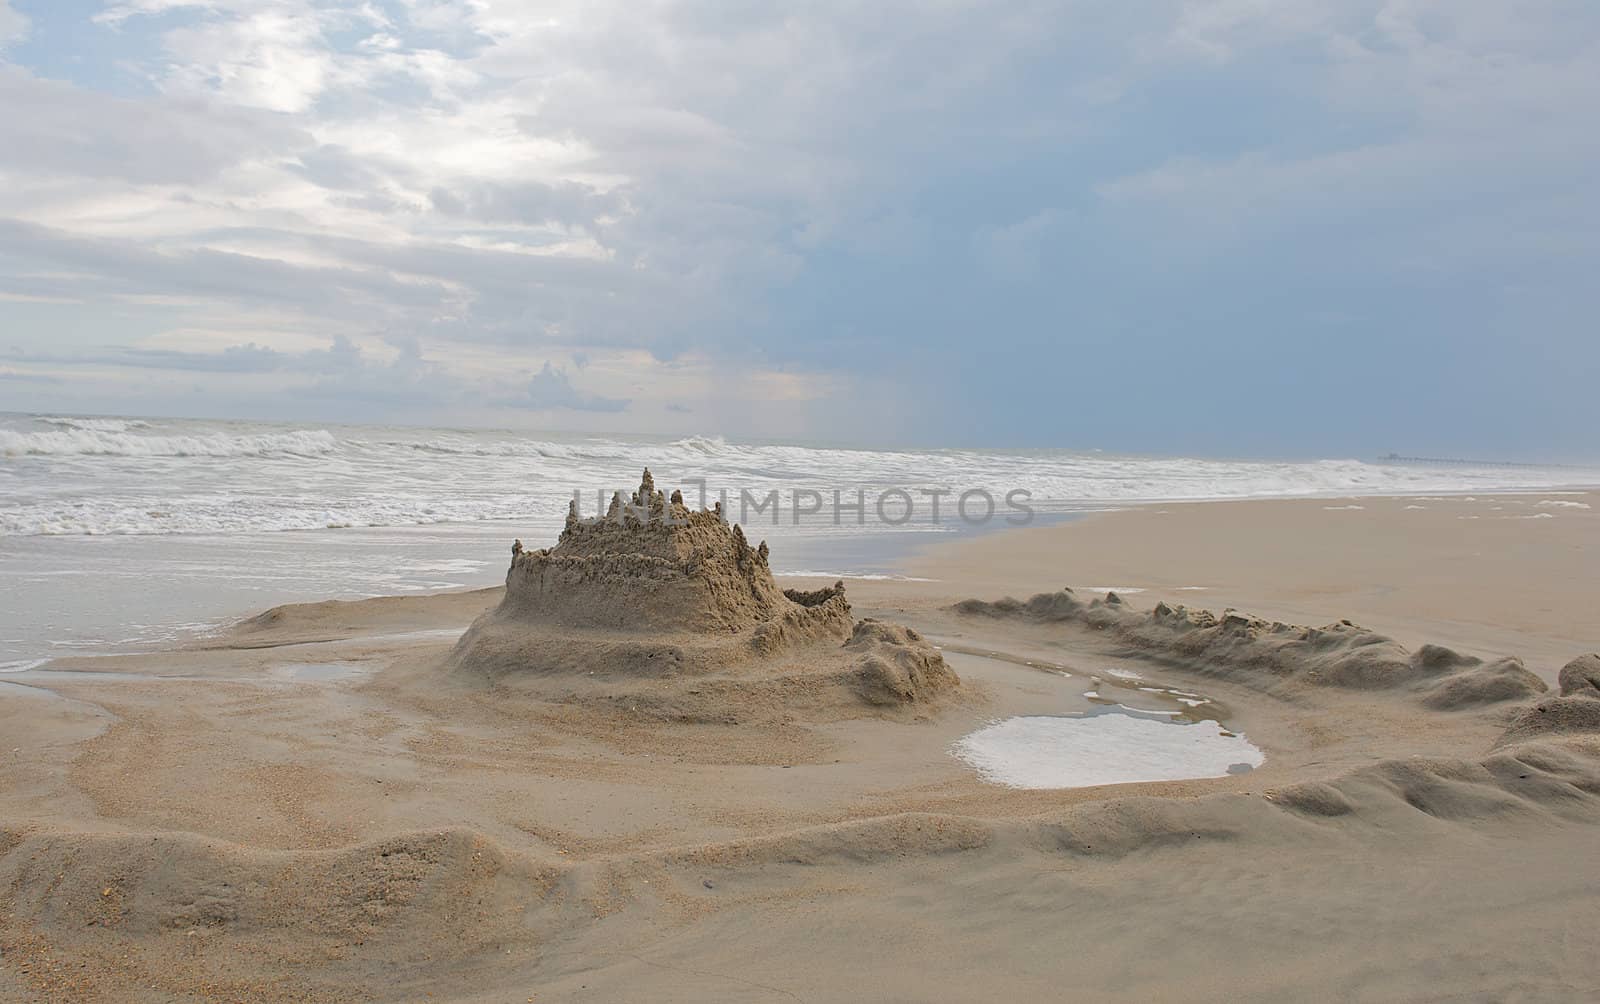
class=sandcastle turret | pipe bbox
[501,470,837,633]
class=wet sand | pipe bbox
[2,492,1598,1001]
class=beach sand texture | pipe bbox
[2,487,1598,1002]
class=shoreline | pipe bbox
[6,486,1593,674]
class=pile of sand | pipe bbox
[1558,652,1600,699]
[953,588,1548,710]
[445,470,960,719]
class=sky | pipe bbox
[0,1,1596,457]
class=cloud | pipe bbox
[0,2,27,46]
[0,219,454,327]
[427,179,625,228]
[1,334,459,405]
[515,361,629,413]
[1,1,1598,453]
[973,210,1067,282]
[0,66,314,184]
[0,366,59,384]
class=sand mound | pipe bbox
[843,619,961,706]
[0,826,562,1001]
[953,588,1548,709]
[1559,653,1600,699]
[220,588,498,648]
[445,471,960,718]
[1496,696,1600,747]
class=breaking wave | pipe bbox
[0,428,339,458]
[37,416,153,433]
[375,435,635,461]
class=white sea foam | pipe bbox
[4,414,1599,538]
[38,417,152,433]
[0,427,337,458]
[1537,499,1591,509]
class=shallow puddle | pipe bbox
[0,662,371,686]
[268,661,370,682]
[952,707,1263,790]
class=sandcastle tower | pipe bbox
[501,469,811,633]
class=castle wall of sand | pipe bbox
[447,470,961,713]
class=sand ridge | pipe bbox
[951,587,1549,710]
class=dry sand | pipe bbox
[903,491,1600,675]
[2,490,1598,1002]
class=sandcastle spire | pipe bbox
[491,469,857,635]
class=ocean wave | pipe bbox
[668,434,731,454]
[4,415,1597,537]
[371,436,634,461]
[37,416,153,433]
[0,428,339,459]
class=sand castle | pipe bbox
[447,470,959,714]
[496,467,837,635]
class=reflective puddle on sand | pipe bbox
[952,707,1264,790]
[268,661,370,682]
[0,662,372,686]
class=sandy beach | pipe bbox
[3,487,1599,1002]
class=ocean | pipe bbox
[3,411,1596,666]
